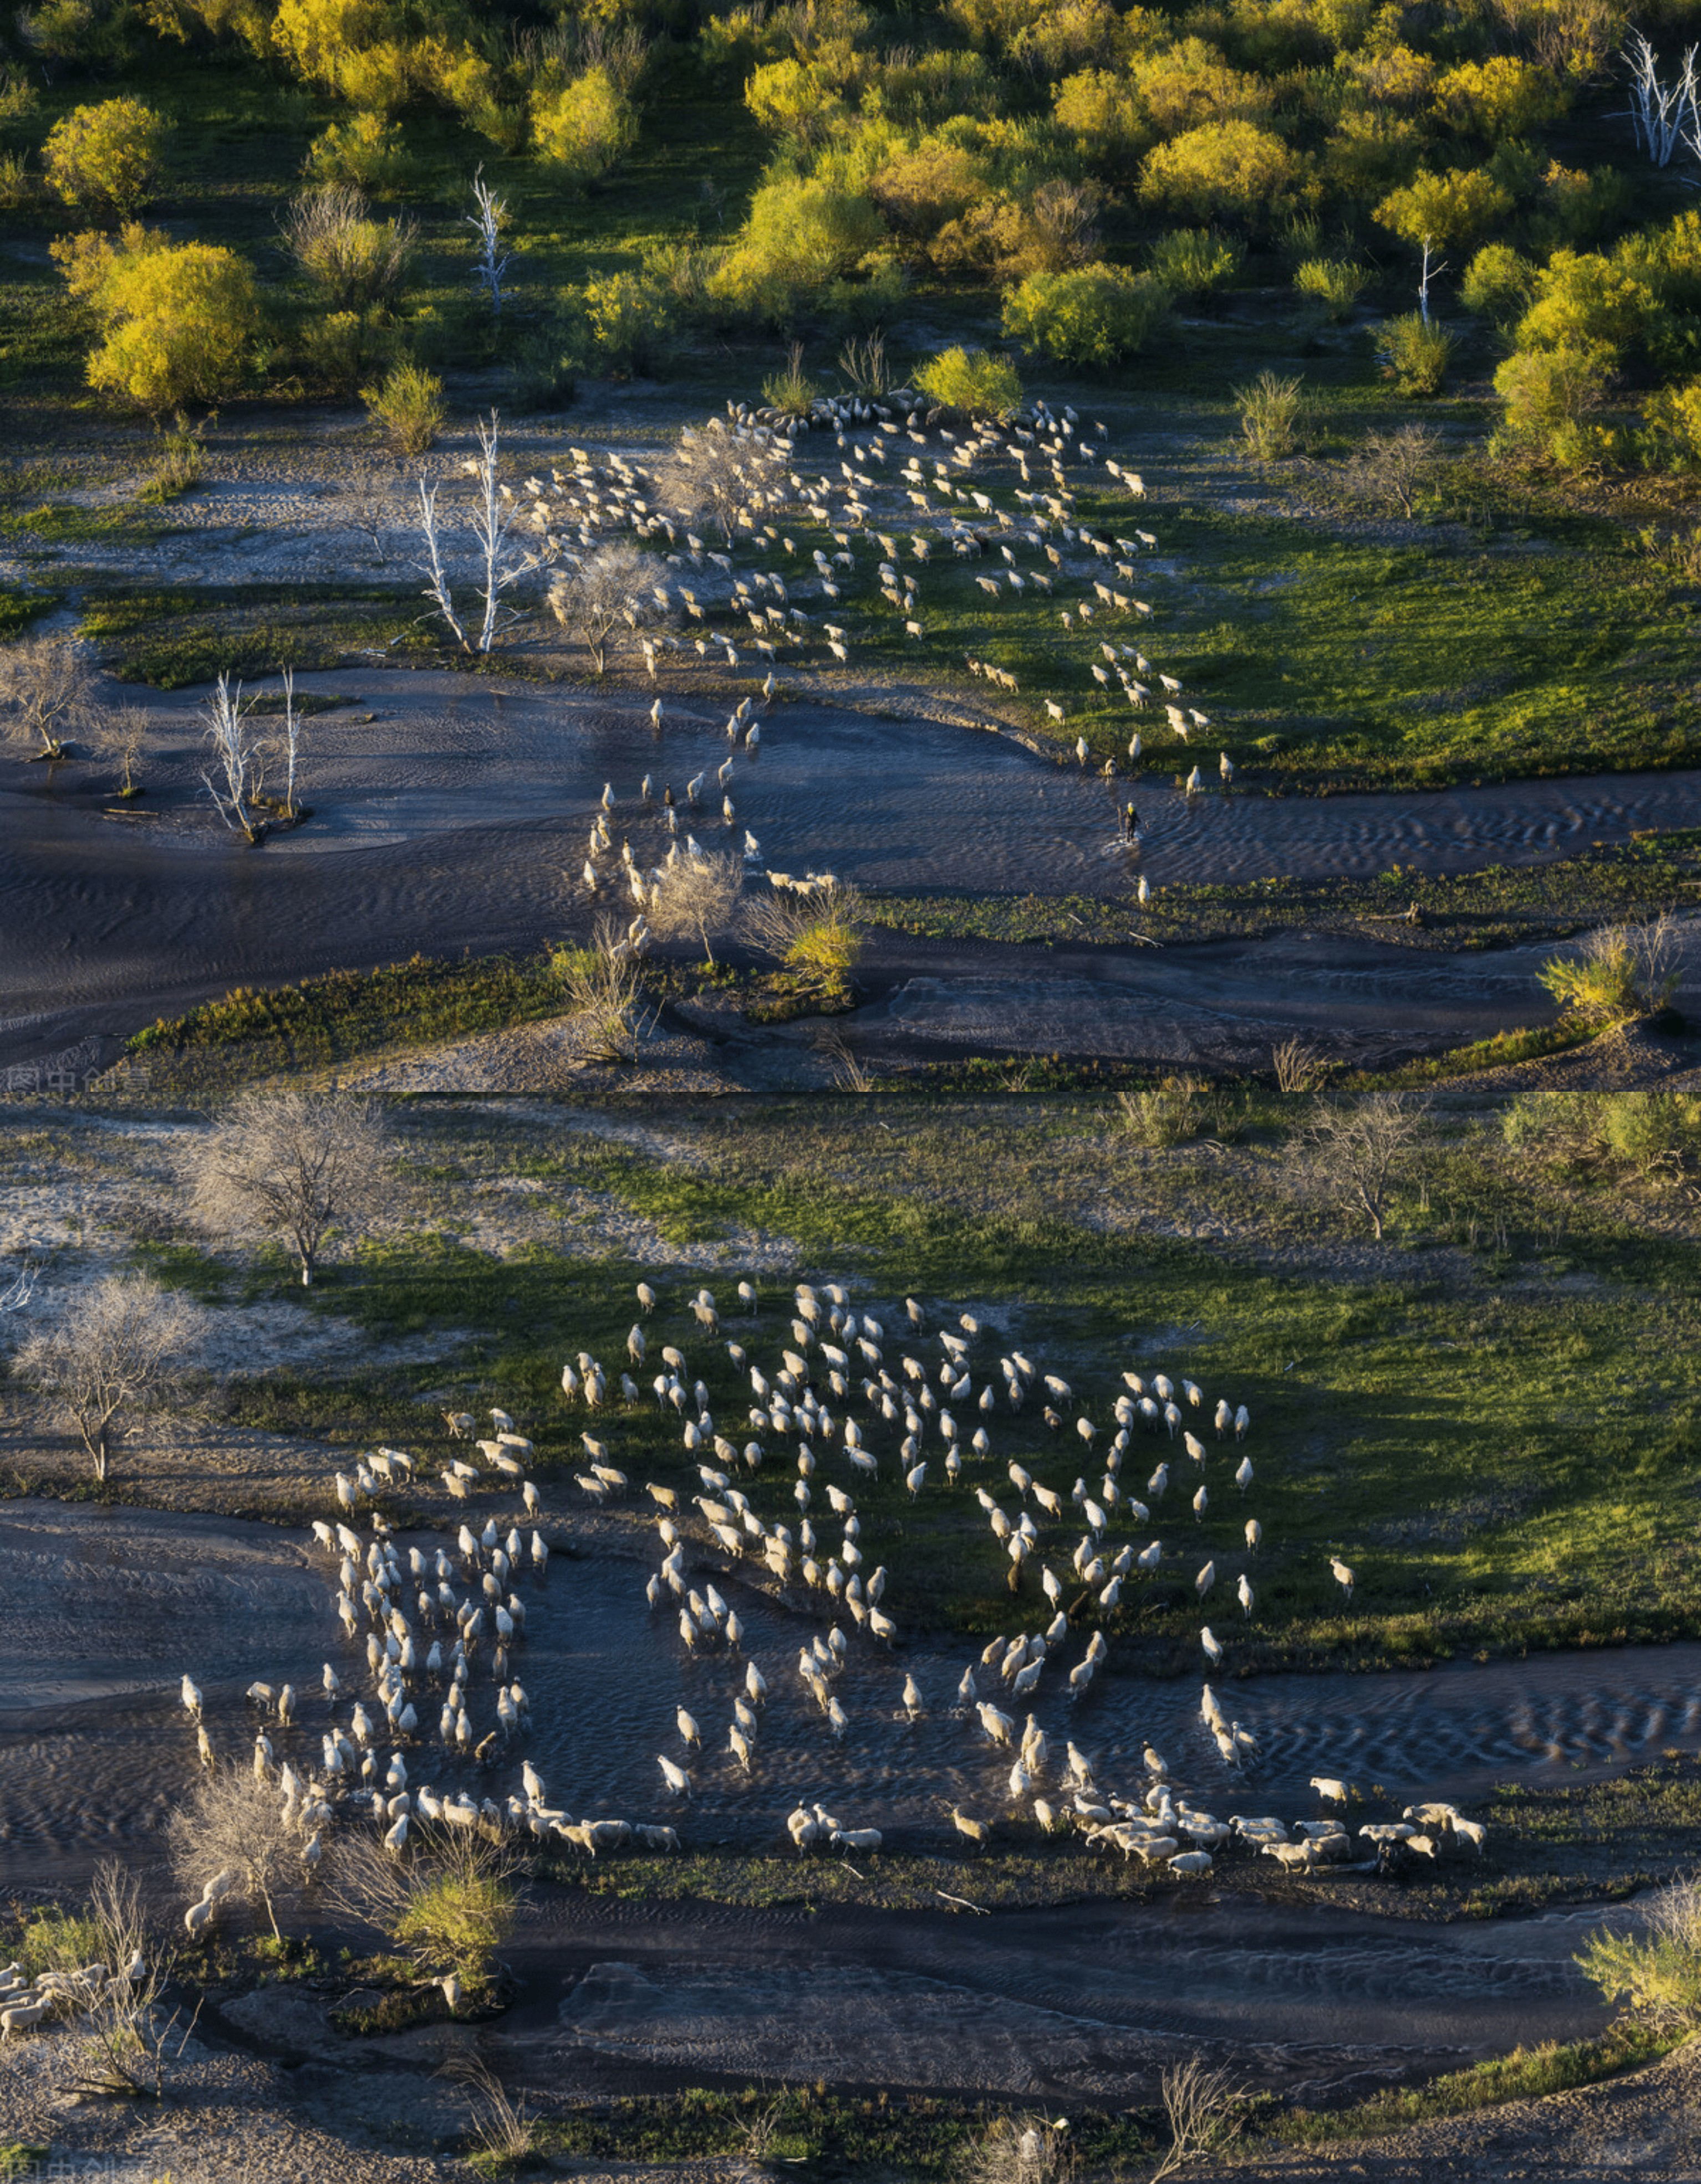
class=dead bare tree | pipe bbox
[0,635,96,758]
[465,167,512,319]
[264,666,304,822]
[646,847,745,964]
[1306,1092,1431,1240]
[103,701,149,796]
[166,1771,303,1943]
[198,670,264,841]
[13,1272,202,1482]
[416,412,542,653]
[548,542,664,674]
[184,1086,391,1286]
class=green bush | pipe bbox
[1578,1880,1701,2030]
[53,226,261,414]
[914,344,1022,417]
[1492,342,1614,466]
[394,1867,516,1982]
[1375,311,1455,394]
[304,113,416,195]
[761,339,821,414]
[1536,920,1678,1019]
[1139,118,1299,225]
[1001,261,1170,366]
[1460,242,1535,329]
[1146,227,1242,301]
[44,97,171,218]
[575,269,674,377]
[1234,368,1305,458]
[361,362,446,453]
[709,175,885,321]
[532,67,638,188]
[1293,257,1367,321]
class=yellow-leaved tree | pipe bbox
[54,226,261,413]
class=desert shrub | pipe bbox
[1596,1091,1701,1170]
[1293,256,1366,320]
[1007,0,1139,73]
[1492,342,1614,466]
[1374,167,1512,252]
[1052,68,1148,160]
[1375,312,1455,394]
[1532,160,1632,249]
[304,111,416,194]
[1002,261,1171,366]
[1339,42,1437,107]
[1433,55,1567,139]
[1320,110,1425,201]
[532,66,637,186]
[361,361,446,453]
[1460,242,1536,329]
[0,67,42,136]
[1129,37,1274,135]
[868,138,987,240]
[1118,1076,1227,1146]
[1139,119,1298,225]
[761,338,821,413]
[302,306,395,393]
[1146,226,1242,299]
[647,848,745,964]
[54,226,260,414]
[744,54,856,143]
[568,270,673,377]
[44,98,171,217]
[914,343,1022,416]
[327,1831,517,1984]
[710,174,884,320]
[1514,249,1660,362]
[0,150,33,207]
[933,179,1104,283]
[1537,918,1679,1019]
[555,926,651,1062]
[283,186,413,308]
[1234,368,1304,458]
[1578,1877,1701,2030]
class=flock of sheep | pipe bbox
[137,1277,1491,1960]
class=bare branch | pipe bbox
[13,1273,202,1482]
[182,1086,393,1286]
[0,637,96,757]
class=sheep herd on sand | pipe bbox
[102,1279,1490,1972]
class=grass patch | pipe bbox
[123,951,566,1093]
[1274,2022,1677,2145]
[0,584,62,641]
[0,501,170,548]
[77,585,439,687]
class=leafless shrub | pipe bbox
[64,1861,189,2100]
[166,1770,305,1943]
[441,2050,537,2162]
[647,847,746,965]
[1305,1091,1431,1239]
[1030,177,1101,268]
[548,541,664,673]
[959,2112,1076,2184]
[659,417,793,546]
[1338,423,1443,517]
[0,635,96,757]
[1150,2057,1244,2181]
[1271,1036,1328,1094]
[103,700,149,795]
[465,168,511,317]
[183,1086,391,1286]
[558,922,653,1063]
[839,330,890,396]
[13,1272,202,1482]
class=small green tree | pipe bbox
[44,98,171,219]
[1002,262,1170,366]
[914,343,1022,416]
[1374,167,1512,254]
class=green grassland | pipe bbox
[27,1087,1693,1674]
